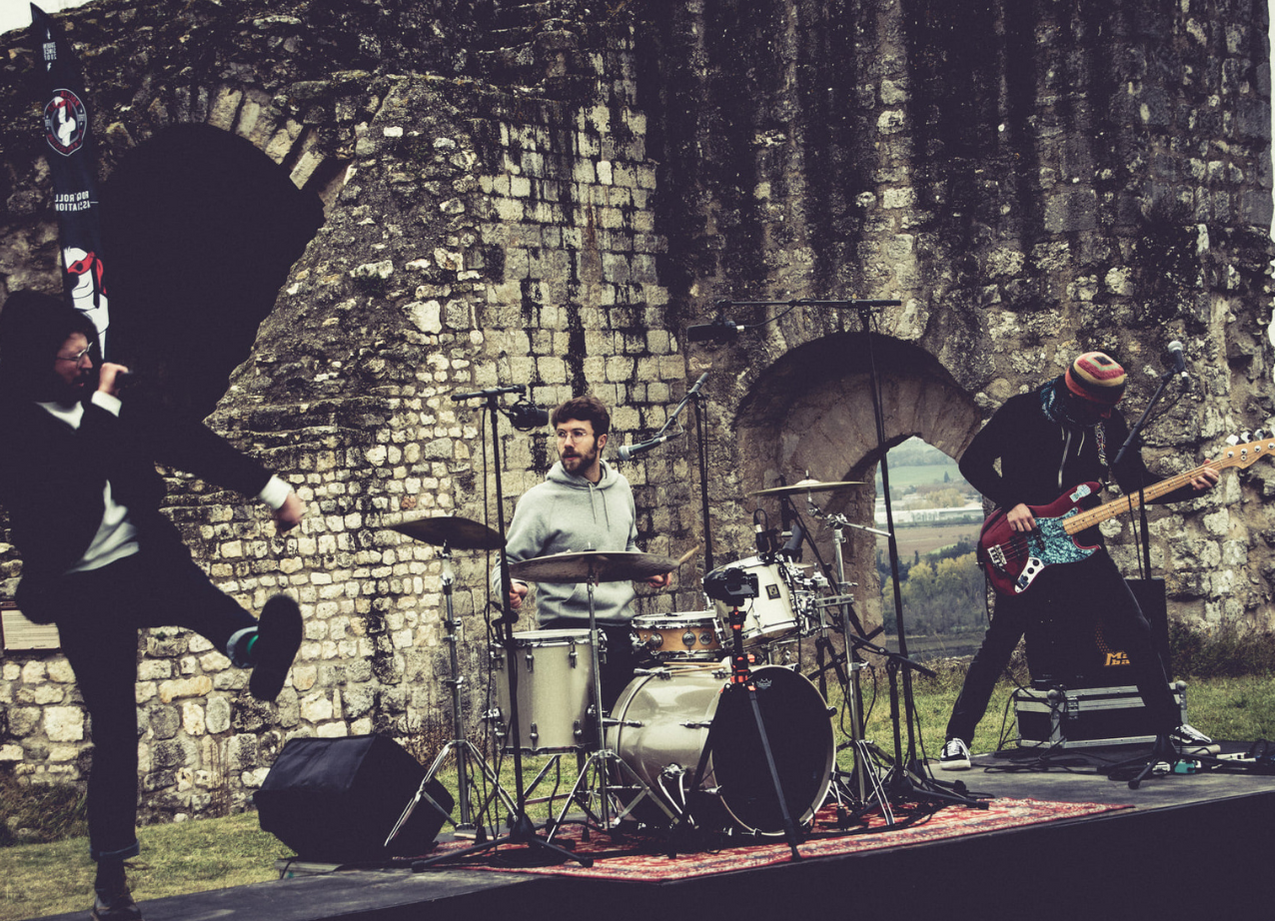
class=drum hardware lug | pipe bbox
[528,721,538,745]
[524,652,535,672]
[826,706,837,716]
[573,719,583,741]
[680,720,713,729]
[442,675,465,688]
[569,645,577,667]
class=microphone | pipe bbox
[616,431,680,462]
[1167,340,1188,379]
[686,318,741,343]
[507,400,549,430]
[779,520,805,562]
[753,509,776,556]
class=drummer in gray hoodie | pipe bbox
[500,394,669,709]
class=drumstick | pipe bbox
[675,544,702,568]
[647,545,701,592]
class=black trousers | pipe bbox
[946,551,1179,745]
[52,548,257,862]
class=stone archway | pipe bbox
[735,332,985,629]
[101,123,325,418]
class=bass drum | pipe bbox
[607,665,833,836]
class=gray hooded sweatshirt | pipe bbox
[497,459,641,625]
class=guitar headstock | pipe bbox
[1219,430,1275,470]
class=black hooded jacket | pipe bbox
[958,386,1197,524]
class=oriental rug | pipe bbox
[415,797,1131,882]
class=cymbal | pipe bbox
[510,549,679,583]
[390,515,505,551]
[749,478,866,497]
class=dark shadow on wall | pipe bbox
[101,124,324,419]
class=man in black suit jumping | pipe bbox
[0,290,305,921]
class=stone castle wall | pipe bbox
[0,0,1270,825]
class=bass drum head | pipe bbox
[608,665,832,836]
[711,667,833,835]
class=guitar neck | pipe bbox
[1061,463,1215,535]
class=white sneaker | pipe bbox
[1169,723,1220,755]
[938,737,971,770]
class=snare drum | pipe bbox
[710,556,801,645]
[490,629,595,753]
[607,665,834,835]
[632,611,722,661]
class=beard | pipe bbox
[560,444,599,475]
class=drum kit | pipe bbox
[386,475,916,865]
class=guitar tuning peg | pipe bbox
[1226,435,1240,445]
[1255,429,1267,440]
[1241,431,1252,442]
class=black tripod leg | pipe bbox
[743,683,803,860]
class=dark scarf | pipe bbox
[1039,378,1108,467]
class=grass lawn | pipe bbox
[2,671,1271,921]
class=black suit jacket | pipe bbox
[0,393,273,622]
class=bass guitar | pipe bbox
[977,435,1275,596]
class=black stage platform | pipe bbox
[30,743,1275,921]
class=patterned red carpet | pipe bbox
[418,797,1131,881]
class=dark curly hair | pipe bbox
[0,290,98,399]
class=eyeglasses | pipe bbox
[55,344,95,367]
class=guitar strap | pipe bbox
[1041,378,1110,480]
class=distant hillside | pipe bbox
[877,437,969,495]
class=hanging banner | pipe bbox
[31,3,111,353]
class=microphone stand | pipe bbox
[719,297,981,811]
[414,385,590,869]
[1112,366,1180,577]
[1107,364,1188,790]
[689,373,714,573]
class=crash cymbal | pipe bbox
[390,515,505,551]
[510,549,679,583]
[749,478,866,497]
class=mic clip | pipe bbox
[687,318,742,343]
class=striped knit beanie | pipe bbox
[1064,351,1127,405]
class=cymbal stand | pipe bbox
[385,540,516,848]
[415,385,588,869]
[547,567,676,842]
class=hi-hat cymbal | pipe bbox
[510,549,679,583]
[749,478,866,497]
[390,515,505,551]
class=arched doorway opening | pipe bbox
[101,124,324,418]
[734,332,985,634]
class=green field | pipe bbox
[879,462,964,490]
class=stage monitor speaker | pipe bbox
[254,733,453,863]
[1025,577,1168,687]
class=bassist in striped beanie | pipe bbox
[937,351,1218,770]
